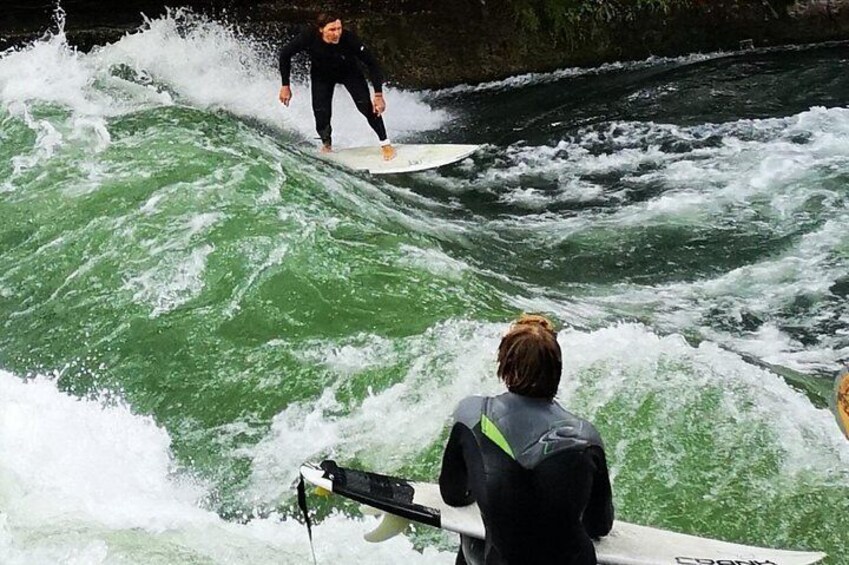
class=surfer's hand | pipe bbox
[279,86,292,107]
[372,93,385,116]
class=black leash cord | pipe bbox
[297,474,318,565]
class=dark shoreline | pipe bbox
[3,0,849,88]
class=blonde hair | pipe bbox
[497,314,561,399]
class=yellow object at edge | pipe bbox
[314,486,332,497]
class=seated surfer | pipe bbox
[439,314,614,565]
[277,13,396,160]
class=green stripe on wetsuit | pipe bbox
[481,414,515,459]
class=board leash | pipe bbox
[296,473,319,565]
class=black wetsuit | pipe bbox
[278,27,387,146]
[439,393,614,565]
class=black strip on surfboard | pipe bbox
[319,460,441,528]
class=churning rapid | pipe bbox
[2,9,849,565]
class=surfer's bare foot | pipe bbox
[320,143,332,153]
[381,144,396,161]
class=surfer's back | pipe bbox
[441,393,613,564]
[439,314,614,565]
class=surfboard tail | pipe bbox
[300,461,827,564]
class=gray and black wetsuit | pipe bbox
[439,393,614,565]
[278,27,387,146]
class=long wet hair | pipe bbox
[497,314,561,399]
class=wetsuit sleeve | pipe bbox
[439,423,474,506]
[278,28,312,86]
[582,445,614,538]
[343,31,384,93]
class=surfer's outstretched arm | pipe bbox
[278,28,312,105]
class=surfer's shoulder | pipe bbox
[452,395,486,427]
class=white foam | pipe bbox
[0,23,99,115]
[482,321,849,493]
[0,369,457,564]
[2,300,846,559]
[1,8,450,175]
[223,238,290,318]
[244,320,503,502]
[120,211,223,317]
[93,9,448,146]
[7,104,65,176]
[465,107,849,227]
[432,52,728,95]
[241,318,849,539]
[396,244,470,280]
[124,243,214,318]
[433,42,840,97]
[584,211,849,370]
[288,153,475,244]
[444,106,849,370]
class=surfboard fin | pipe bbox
[361,505,411,543]
[313,486,332,497]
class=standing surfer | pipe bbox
[277,13,396,160]
[439,314,614,565]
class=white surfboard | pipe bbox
[300,461,825,565]
[319,144,480,174]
